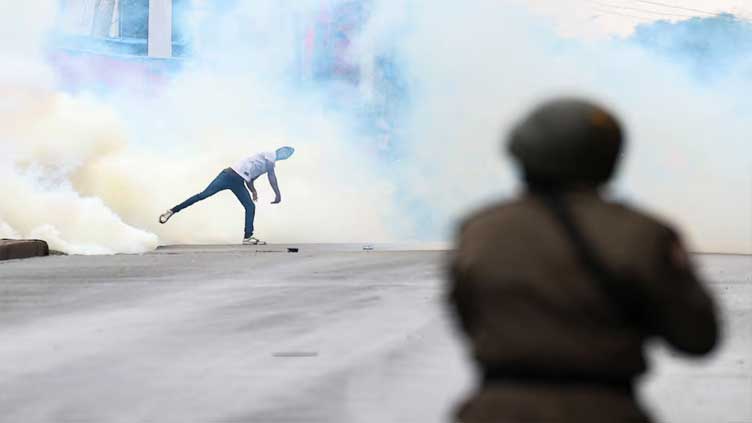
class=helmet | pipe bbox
[507,99,624,186]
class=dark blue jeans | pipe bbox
[172,168,255,238]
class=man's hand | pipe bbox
[267,169,282,205]
[246,180,258,202]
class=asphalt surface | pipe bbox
[0,245,749,423]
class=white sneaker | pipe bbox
[159,209,174,224]
[243,236,266,245]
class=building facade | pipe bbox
[58,0,188,58]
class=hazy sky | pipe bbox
[525,0,751,37]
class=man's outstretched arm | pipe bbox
[268,168,282,204]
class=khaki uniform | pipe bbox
[449,190,718,423]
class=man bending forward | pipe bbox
[159,146,295,245]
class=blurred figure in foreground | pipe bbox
[448,99,719,423]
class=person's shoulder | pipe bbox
[602,199,696,278]
[599,199,680,249]
[262,151,277,162]
[604,199,676,233]
[457,197,529,235]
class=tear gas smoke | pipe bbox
[1,1,398,254]
[368,1,752,254]
[1,1,750,254]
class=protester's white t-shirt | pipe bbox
[231,152,276,182]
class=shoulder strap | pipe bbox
[537,192,647,329]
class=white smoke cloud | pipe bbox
[0,89,160,254]
[367,0,752,254]
[1,0,750,254]
[2,0,399,254]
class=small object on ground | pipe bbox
[363,245,374,251]
[272,352,318,358]
[159,209,173,224]
[243,236,267,245]
[0,239,49,261]
[287,248,299,253]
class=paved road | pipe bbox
[0,246,749,423]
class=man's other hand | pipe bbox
[252,192,258,202]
